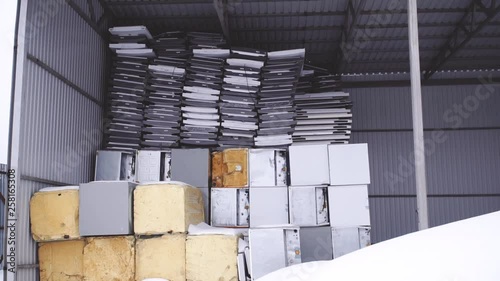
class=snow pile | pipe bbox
[257,211,500,281]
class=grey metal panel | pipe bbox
[425,130,500,195]
[20,61,102,185]
[428,197,500,227]
[368,197,418,243]
[171,149,211,188]
[299,226,333,262]
[350,83,500,243]
[350,87,412,130]
[349,84,500,130]
[352,129,500,196]
[351,131,416,196]
[422,85,500,129]
[26,0,107,102]
[79,181,136,236]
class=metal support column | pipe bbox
[407,0,429,230]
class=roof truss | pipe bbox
[424,0,500,79]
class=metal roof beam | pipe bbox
[305,45,500,55]
[349,56,500,65]
[424,0,500,79]
[86,0,96,22]
[231,21,500,33]
[333,0,367,73]
[213,0,231,43]
[235,33,500,45]
[230,8,469,18]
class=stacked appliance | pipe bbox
[180,32,229,147]
[106,26,155,150]
[293,66,353,144]
[219,47,266,147]
[254,49,305,147]
[288,143,372,262]
[142,31,188,149]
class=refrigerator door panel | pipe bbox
[289,145,329,185]
[328,185,370,227]
[250,187,288,227]
[289,186,329,226]
[328,143,370,185]
[289,187,316,226]
[249,229,286,280]
[300,226,333,262]
[137,150,161,182]
[95,150,136,181]
[211,188,238,226]
[211,188,249,227]
[331,226,371,258]
[249,149,275,187]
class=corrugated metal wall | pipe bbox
[348,83,500,243]
[12,0,109,279]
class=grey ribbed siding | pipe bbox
[349,84,500,243]
[13,0,109,279]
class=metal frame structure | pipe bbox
[333,0,366,73]
[213,0,231,43]
[424,0,500,79]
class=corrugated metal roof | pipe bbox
[102,0,500,74]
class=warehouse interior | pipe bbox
[6,0,500,279]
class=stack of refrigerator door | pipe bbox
[210,147,295,280]
[93,144,371,280]
[106,26,155,151]
[180,33,228,147]
[143,31,189,149]
[289,143,372,261]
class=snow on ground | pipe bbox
[257,211,500,281]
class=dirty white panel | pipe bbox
[249,149,288,187]
[211,188,249,227]
[137,150,172,183]
[332,226,371,258]
[249,149,275,186]
[95,150,135,181]
[289,186,329,226]
[248,227,301,280]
